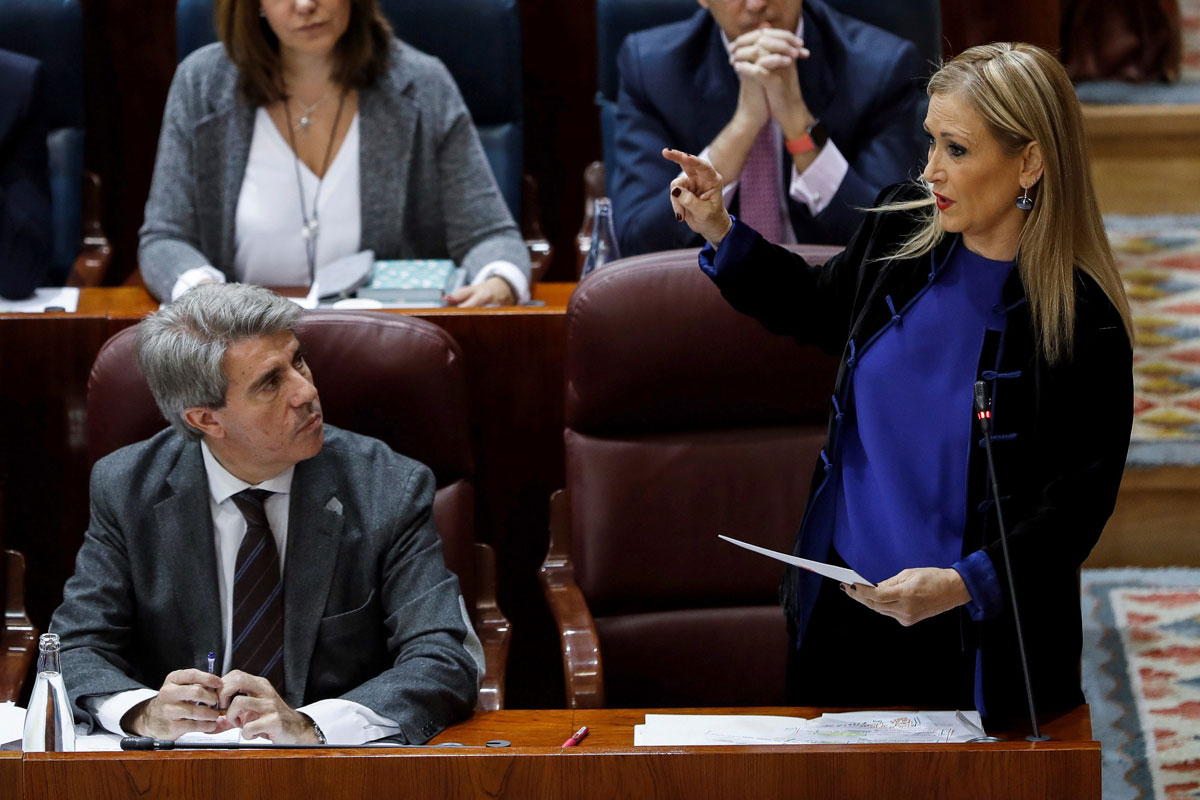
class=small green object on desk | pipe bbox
[359,259,464,304]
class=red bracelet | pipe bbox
[785,134,816,155]
[786,120,828,155]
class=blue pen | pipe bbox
[207,651,228,714]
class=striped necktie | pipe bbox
[230,488,285,691]
[739,123,783,242]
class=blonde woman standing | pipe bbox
[666,43,1132,724]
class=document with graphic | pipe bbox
[717,535,875,587]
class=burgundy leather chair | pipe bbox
[540,248,840,708]
[87,312,511,710]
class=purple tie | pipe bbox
[230,488,285,691]
[739,124,783,242]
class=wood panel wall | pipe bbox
[78,2,1058,285]
[939,0,1061,59]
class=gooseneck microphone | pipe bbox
[974,380,1050,742]
[121,737,338,750]
[120,736,511,751]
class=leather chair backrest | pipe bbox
[175,0,524,219]
[0,0,85,282]
[564,252,838,705]
[594,0,942,196]
[87,312,479,605]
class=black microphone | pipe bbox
[973,381,991,432]
[120,736,510,751]
[120,737,176,750]
[973,380,1049,742]
[120,736,358,751]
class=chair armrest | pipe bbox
[521,174,552,284]
[1,550,38,703]
[574,161,607,278]
[538,489,604,708]
[67,170,113,287]
[472,542,511,711]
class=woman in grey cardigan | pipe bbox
[139,0,530,305]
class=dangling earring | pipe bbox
[1015,185,1034,211]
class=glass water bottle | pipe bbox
[22,633,76,752]
[581,197,621,278]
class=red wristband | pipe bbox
[786,134,816,155]
[786,120,828,155]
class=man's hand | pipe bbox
[218,670,319,743]
[730,63,771,136]
[444,276,516,307]
[729,28,815,141]
[841,568,972,627]
[122,669,227,739]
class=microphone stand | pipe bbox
[974,381,1050,742]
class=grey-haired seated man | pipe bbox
[51,283,482,745]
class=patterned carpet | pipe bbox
[1183,0,1200,83]
[1083,568,1200,800]
[1106,216,1200,465]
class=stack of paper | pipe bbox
[0,287,80,314]
[633,711,988,746]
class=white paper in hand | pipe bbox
[717,535,875,587]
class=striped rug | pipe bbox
[1083,568,1200,800]
[1106,216,1200,465]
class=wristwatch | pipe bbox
[786,120,829,155]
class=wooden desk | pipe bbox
[15,707,1100,799]
[1,750,19,800]
[0,285,573,707]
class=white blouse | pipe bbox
[233,108,362,287]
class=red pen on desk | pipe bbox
[561,725,589,747]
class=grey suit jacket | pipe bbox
[51,425,480,743]
[138,40,528,301]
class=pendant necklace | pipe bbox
[282,90,347,285]
[292,91,332,132]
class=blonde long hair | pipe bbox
[881,43,1132,363]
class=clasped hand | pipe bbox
[123,668,319,743]
[840,567,972,627]
[729,27,813,135]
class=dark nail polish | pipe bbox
[672,187,682,197]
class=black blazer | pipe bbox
[707,183,1133,721]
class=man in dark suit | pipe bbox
[51,283,481,745]
[0,47,51,299]
[612,0,927,256]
